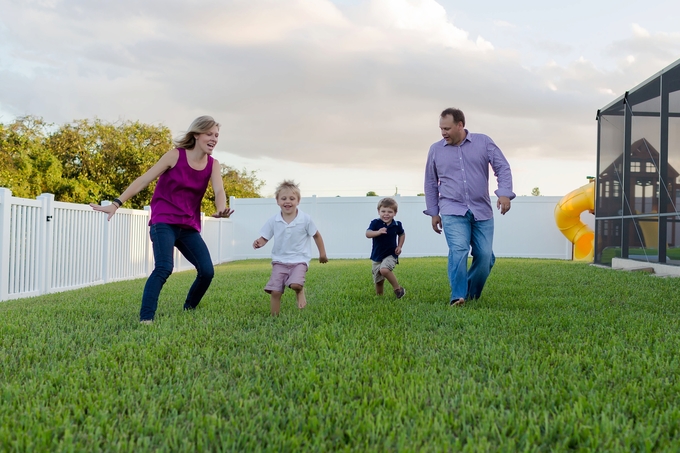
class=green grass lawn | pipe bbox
[1,258,680,452]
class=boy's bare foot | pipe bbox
[292,285,307,309]
[270,292,282,316]
[297,292,307,309]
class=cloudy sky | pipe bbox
[2,0,680,197]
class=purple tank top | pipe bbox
[150,148,213,232]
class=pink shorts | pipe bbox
[264,262,308,294]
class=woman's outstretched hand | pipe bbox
[90,203,118,221]
[212,208,234,218]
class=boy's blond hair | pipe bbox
[275,180,301,200]
[377,197,398,213]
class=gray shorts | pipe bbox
[265,262,308,294]
[371,255,398,283]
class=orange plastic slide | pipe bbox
[554,180,595,261]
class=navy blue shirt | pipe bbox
[368,218,405,262]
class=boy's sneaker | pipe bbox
[140,320,153,325]
[394,287,406,299]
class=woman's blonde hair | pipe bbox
[173,116,220,149]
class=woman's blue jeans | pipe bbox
[441,211,495,302]
[140,223,214,321]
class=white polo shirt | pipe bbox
[260,209,318,265]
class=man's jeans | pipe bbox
[140,223,214,321]
[441,210,495,302]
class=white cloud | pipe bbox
[200,0,351,46]
[1,0,679,197]
[631,23,650,38]
[368,0,492,51]
[493,20,515,29]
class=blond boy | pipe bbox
[365,197,406,298]
[253,180,328,315]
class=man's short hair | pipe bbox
[441,108,465,126]
[377,197,398,212]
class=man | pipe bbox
[423,108,515,306]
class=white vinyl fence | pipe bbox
[230,195,579,261]
[0,188,235,301]
[1,188,586,302]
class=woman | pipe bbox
[91,116,233,324]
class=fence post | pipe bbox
[0,188,12,301]
[101,201,112,283]
[36,193,55,296]
[144,206,152,276]
[310,194,317,219]
[217,216,223,265]
[228,196,236,264]
[566,239,574,261]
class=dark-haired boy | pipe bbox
[365,197,406,299]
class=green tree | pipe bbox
[531,187,541,196]
[366,191,378,196]
[0,116,65,198]
[47,118,172,208]
[202,165,264,213]
[1,116,265,210]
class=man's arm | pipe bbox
[488,140,514,215]
[430,216,442,234]
[423,147,443,232]
[497,196,511,215]
[423,147,440,218]
[488,142,515,198]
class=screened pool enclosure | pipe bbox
[596,58,680,265]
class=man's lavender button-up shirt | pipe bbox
[423,131,515,221]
